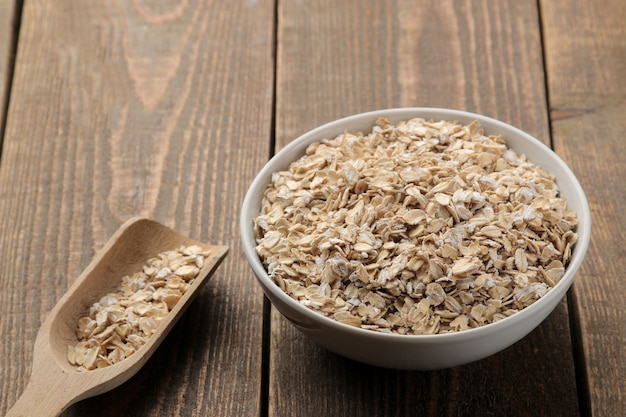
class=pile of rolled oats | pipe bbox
[254,117,578,335]
[67,245,209,371]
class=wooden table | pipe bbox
[0,1,623,416]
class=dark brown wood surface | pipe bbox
[543,0,626,416]
[0,0,274,415]
[0,0,623,416]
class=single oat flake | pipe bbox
[254,117,578,335]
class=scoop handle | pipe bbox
[6,329,82,417]
[5,367,76,417]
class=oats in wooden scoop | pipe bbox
[67,245,209,370]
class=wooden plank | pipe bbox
[273,0,580,416]
[542,0,626,415]
[0,0,274,416]
[277,0,551,149]
[0,0,17,132]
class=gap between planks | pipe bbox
[0,0,23,155]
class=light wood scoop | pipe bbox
[6,217,229,417]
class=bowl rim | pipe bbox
[241,107,591,342]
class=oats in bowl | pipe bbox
[254,117,578,335]
[241,108,590,369]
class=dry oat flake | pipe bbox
[254,117,578,335]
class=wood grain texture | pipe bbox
[0,0,274,416]
[542,0,626,415]
[276,0,550,149]
[0,0,16,132]
[273,0,579,416]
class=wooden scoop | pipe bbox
[6,217,229,417]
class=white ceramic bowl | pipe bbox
[241,108,591,370]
